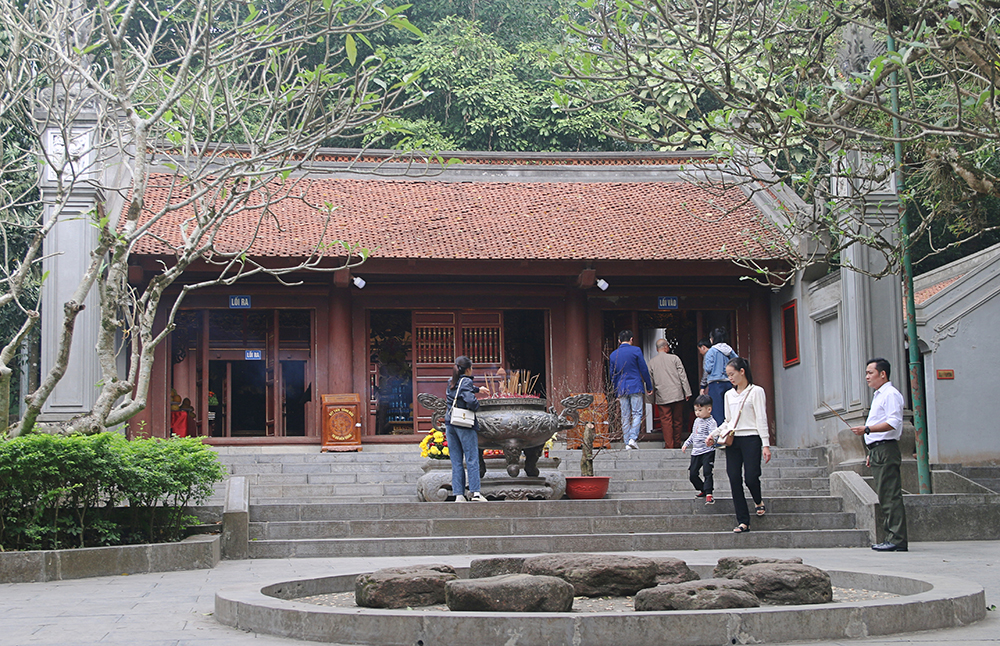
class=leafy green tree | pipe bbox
[0,0,423,436]
[385,0,577,49]
[0,30,41,430]
[556,0,1000,279]
[364,16,638,151]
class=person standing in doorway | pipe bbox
[697,339,711,394]
[609,329,653,450]
[851,358,908,551]
[445,355,489,502]
[702,328,738,427]
[648,339,691,448]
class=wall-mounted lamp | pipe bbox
[352,276,366,289]
[596,278,609,291]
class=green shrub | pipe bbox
[0,432,225,551]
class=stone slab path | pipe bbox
[1,541,997,646]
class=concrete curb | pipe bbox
[0,534,220,584]
[214,564,986,646]
[831,470,880,544]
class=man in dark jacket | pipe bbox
[609,330,653,450]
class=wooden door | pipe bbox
[412,310,503,432]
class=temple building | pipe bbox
[120,150,786,446]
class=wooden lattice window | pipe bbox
[414,326,455,364]
[461,326,501,364]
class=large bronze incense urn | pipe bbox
[416,393,594,477]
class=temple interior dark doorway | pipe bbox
[503,310,547,398]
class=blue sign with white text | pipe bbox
[229,295,251,309]
[658,296,679,310]
[245,350,263,361]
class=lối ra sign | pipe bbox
[229,295,251,308]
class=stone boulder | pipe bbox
[713,555,804,579]
[469,557,526,579]
[634,578,760,611]
[734,562,832,605]
[445,574,574,612]
[355,564,457,608]
[522,553,657,597]
[649,557,700,585]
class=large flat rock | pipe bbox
[522,553,656,597]
[445,573,574,612]
[469,556,526,579]
[634,578,760,611]
[734,562,833,605]
[355,564,457,608]
[713,555,803,579]
[650,556,699,584]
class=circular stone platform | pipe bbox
[214,562,986,646]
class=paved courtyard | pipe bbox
[1,541,997,646]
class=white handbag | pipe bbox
[449,378,476,428]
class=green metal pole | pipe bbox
[887,33,931,494]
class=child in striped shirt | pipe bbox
[682,394,717,504]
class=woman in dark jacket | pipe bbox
[444,355,489,502]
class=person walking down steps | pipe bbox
[682,394,717,505]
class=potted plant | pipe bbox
[419,428,450,460]
[565,421,611,499]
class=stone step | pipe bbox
[215,455,827,478]
[249,510,857,541]
[213,480,829,505]
[613,478,831,494]
[247,497,845,522]
[211,447,823,465]
[233,465,830,486]
[246,528,870,558]
[944,466,1000,493]
[205,446,833,505]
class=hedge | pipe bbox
[0,432,225,551]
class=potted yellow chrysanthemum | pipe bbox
[419,428,450,460]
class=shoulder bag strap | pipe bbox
[730,385,755,429]
[451,377,469,409]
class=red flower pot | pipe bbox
[565,476,611,500]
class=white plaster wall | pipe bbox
[918,262,1000,464]
[771,276,846,449]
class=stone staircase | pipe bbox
[244,496,866,558]
[208,445,832,505]
[938,464,1000,493]
[203,444,871,557]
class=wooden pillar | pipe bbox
[749,288,777,445]
[131,306,169,438]
[587,298,604,392]
[328,285,353,395]
[564,288,588,395]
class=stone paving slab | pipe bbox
[1,542,996,646]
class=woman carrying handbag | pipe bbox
[444,355,489,502]
[707,356,771,533]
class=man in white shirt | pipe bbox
[851,358,908,552]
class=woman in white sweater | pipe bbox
[706,356,771,533]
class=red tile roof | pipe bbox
[915,275,962,305]
[130,175,782,262]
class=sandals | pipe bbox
[733,524,750,533]
[755,504,766,516]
